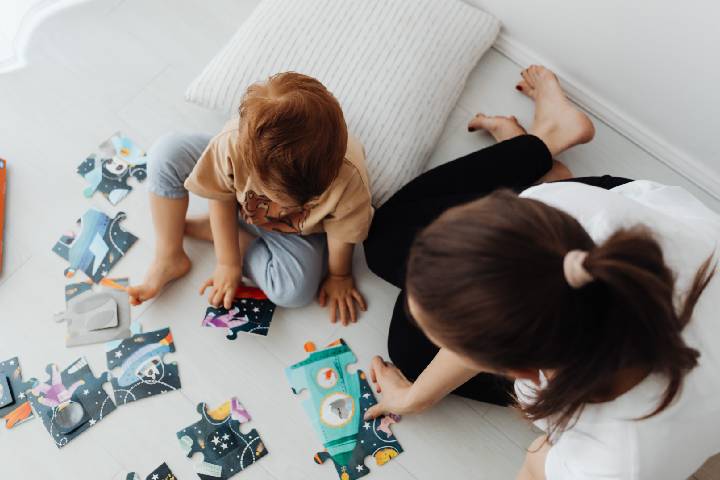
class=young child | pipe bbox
[128,72,371,324]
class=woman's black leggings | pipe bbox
[363,134,631,406]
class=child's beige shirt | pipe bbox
[185,120,373,244]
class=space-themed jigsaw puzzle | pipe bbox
[27,357,116,448]
[104,327,181,406]
[52,208,137,283]
[177,397,268,479]
[202,286,276,338]
[286,340,403,480]
[77,132,148,205]
[54,277,132,347]
[0,356,37,429]
[126,462,177,480]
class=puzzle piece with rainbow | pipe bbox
[286,339,403,480]
[0,356,37,429]
[202,286,276,338]
[176,398,268,479]
[52,208,137,283]
[77,132,148,205]
[26,358,116,448]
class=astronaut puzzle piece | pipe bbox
[0,356,37,429]
[27,358,116,448]
[54,277,132,347]
[177,398,268,479]
[105,327,181,406]
[125,462,178,480]
[286,340,403,480]
[52,208,137,283]
[77,132,148,205]
[202,286,276,338]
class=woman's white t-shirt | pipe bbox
[517,180,720,480]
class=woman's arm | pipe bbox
[364,348,481,419]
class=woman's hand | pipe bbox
[364,356,416,420]
[318,274,367,325]
[200,262,243,309]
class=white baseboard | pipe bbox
[493,33,720,202]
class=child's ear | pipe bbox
[508,368,542,385]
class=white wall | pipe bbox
[467,0,720,198]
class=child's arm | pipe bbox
[199,198,243,309]
[363,348,481,419]
[317,237,367,325]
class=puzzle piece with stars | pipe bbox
[286,339,403,480]
[77,132,148,205]
[177,398,268,479]
[0,356,37,429]
[126,462,177,480]
[202,286,276,338]
[104,327,180,405]
[27,358,116,448]
[52,208,137,283]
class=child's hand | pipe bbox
[317,274,367,325]
[200,262,243,309]
[364,356,414,420]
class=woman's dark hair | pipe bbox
[406,189,715,435]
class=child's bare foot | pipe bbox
[128,253,191,305]
[518,65,595,156]
[185,215,213,242]
[468,114,526,142]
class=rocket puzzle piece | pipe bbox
[286,340,403,480]
[126,462,178,480]
[202,286,276,338]
[104,327,180,405]
[177,398,268,479]
[0,357,37,429]
[27,357,116,448]
[54,278,132,347]
[77,132,148,205]
[52,208,137,283]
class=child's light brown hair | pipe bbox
[238,72,348,205]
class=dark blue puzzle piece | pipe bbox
[0,357,37,429]
[105,327,181,405]
[127,462,177,480]
[202,287,275,338]
[26,358,116,448]
[177,398,268,479]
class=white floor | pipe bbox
[0,1,716,479]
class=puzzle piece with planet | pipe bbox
[0,356,37,429]
[286,339,403,480]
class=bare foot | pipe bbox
[128,253,192,305]
[185,215,213,242]
[518,65,595,156]
[468,114,526,142]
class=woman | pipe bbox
[363,66,720,479]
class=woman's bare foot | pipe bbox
[468,114,526,142]
[517,65,595,156]
[128,253,192,306]
[185,215,213,242]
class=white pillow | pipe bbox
[186,0,499,205]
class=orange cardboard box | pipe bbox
[0,158,6,272]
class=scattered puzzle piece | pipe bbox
[202,286,275,338]
[54,277,132,347]
[77,132,148,205]
[126,462,177,480]
[52,208,137,283]
[177,398,268,479]
[0,357,37,429]
[286,340,403,480]
[27,357,116,447]
[105,327,180,405]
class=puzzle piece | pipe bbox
[202,286,276,338]
[52,208,137,283]
[177,398,268,479]
[286,340,403,480]
[77,132,148,205]
[104,327,180,405]
[126,462,178,480]
[27,358,116,448]
[0,357,37,429]
[54,277,132,347]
